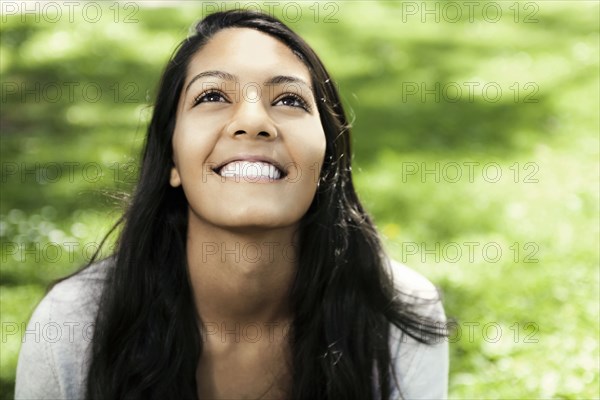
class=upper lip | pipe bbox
[212,155,287,176]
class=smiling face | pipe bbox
[170,28,326,232]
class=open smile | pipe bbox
[212,156,288,181]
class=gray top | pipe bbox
[15,259,448,399]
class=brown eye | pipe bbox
[193,90,228,106]
[274,94,310,111]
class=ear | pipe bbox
[169,165,181,187]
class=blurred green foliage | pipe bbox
[1,1,598,399]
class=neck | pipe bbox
[186,213,298,329]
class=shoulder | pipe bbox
[387,259,440,297]
[386,260,449,399]
[42,258,111,312]
[30,257,111,327]
[386,259,445,319]
[14,258,113,400]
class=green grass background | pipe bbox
[1,1,598,398]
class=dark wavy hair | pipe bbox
[81,9,445,400]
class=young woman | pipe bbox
[15,10,448,400]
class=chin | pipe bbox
[190,205,304,232]
[224,212,300,230]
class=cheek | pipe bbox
[301,139,326,180]
[280,117,326,163]
[172,117,219,177]
[295,123,326,178]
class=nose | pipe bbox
[225,96,278,140]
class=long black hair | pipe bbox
[83,10,446,400]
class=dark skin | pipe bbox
[189,227,295,398]
[169,28,326,398]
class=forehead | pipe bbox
[184,27,311,85]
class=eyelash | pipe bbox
[192,90,311,112]
[277,93,311,112]
[192,90,226,106]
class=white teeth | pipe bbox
[219,161,282,180]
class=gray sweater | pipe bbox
[15,259,448,399]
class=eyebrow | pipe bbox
[185,70,237,94]
[184,70,313,96]
[265,75,312,92]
